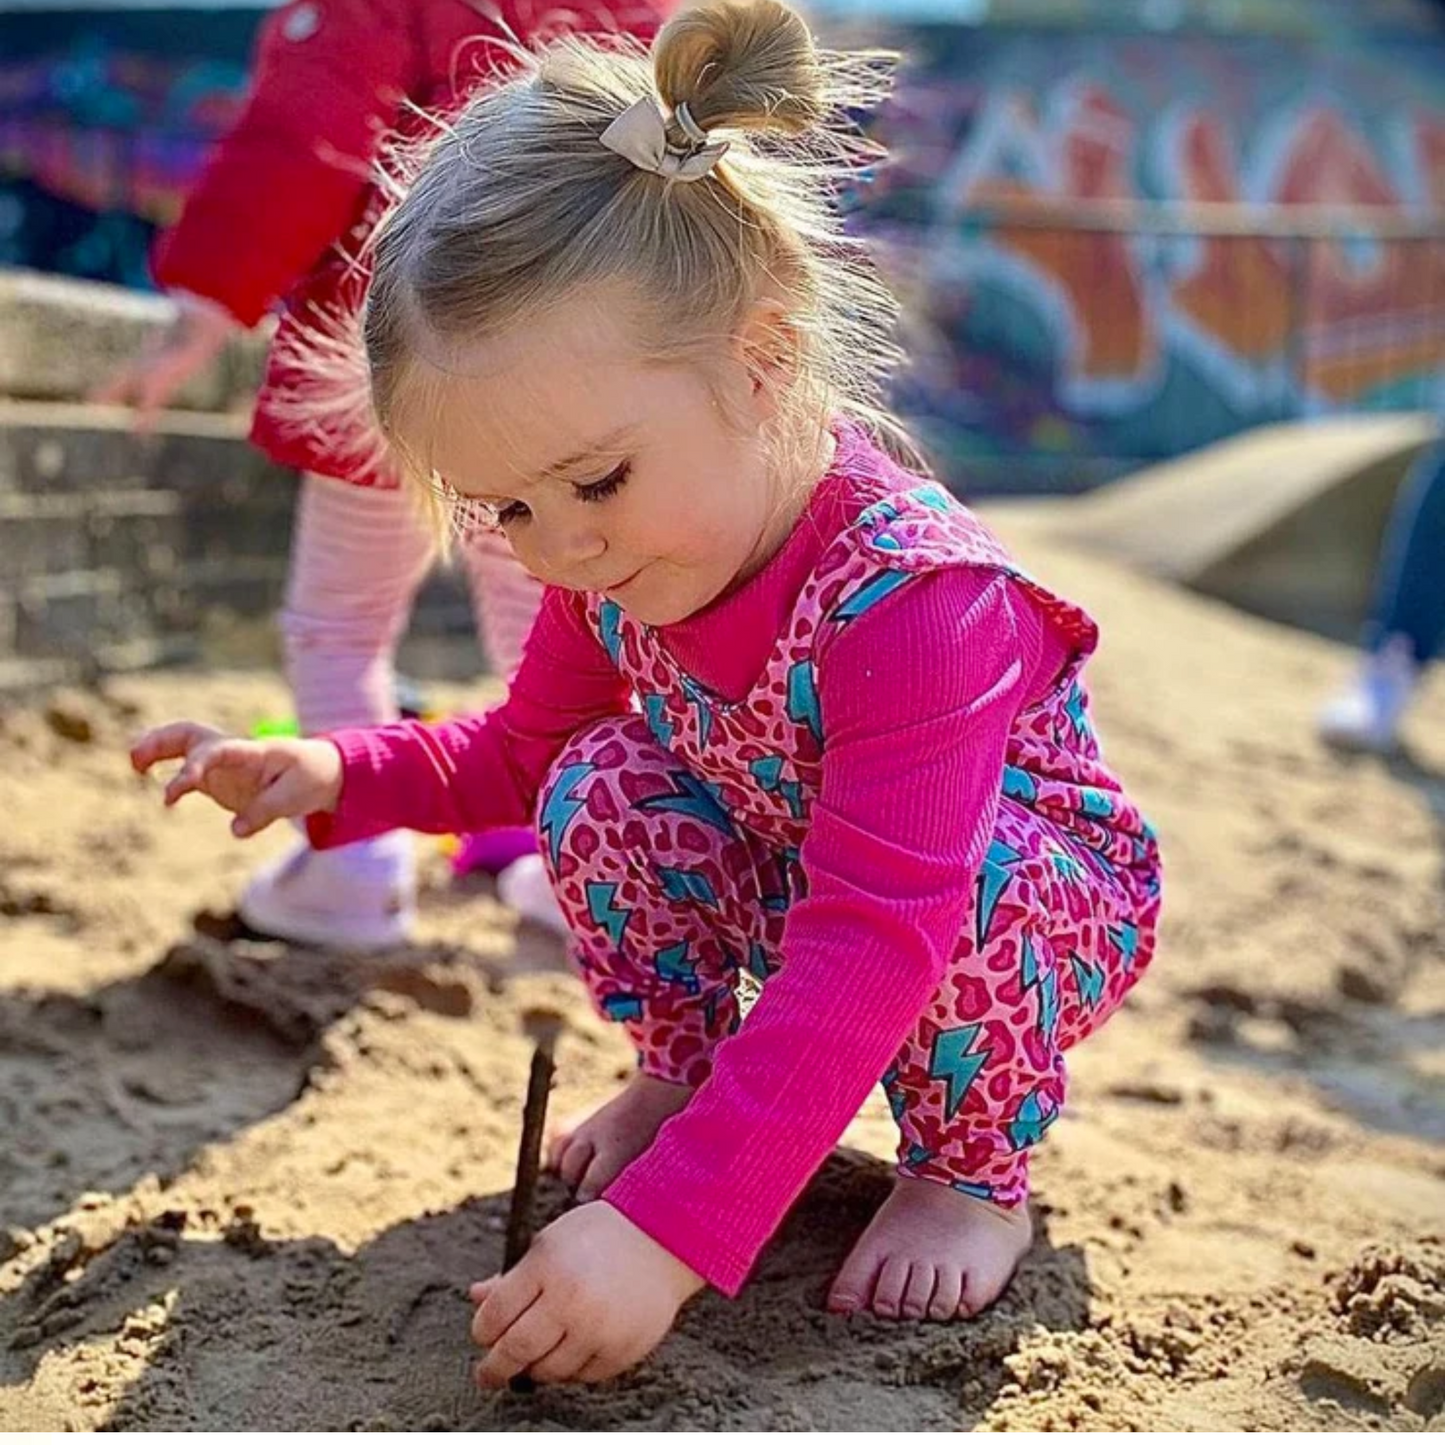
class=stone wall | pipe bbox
[0,272,478,697]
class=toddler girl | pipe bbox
[132,0,1162,1389]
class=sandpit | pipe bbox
[1,510,1441,1429]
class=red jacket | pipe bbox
[153,0,667,482]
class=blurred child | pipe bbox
[131,0,1163,1387]
[98,0,665,949]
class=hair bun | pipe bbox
[654,0,826,138]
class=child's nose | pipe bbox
[546,520,608,575]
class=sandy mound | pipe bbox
[1,513,1442,1430]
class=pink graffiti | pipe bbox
[946,82,1445,409]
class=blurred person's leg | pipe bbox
[1319,437,1445,753]
[456,529,563,928]
[238,474,434,950]
[1366,437,1445,666]
[461,525,545,683]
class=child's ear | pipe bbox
[734,300,799,419]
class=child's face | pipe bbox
[403,289,799,627]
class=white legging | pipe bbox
[281,472,543,736]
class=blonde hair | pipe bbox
[361,0,916,519]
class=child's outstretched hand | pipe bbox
[90,292,238,433]
[130,722,343,838]
[468,1202,704,1388]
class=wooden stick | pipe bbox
[504,1035,557,1270]
[504,1008,564,1395]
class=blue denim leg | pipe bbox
[1366,436,1445,666]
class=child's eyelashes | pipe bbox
[494,462,630,526]
[446,460,631,531]
[572,461,631,505]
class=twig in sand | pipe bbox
[503,1008,565,1395]
[503,1009,565,1273]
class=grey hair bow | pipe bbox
[599,96,730,182]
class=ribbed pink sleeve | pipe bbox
[602,569,1068,1294]
[306,586,629,847]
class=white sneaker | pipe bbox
[1317,635,1420,755]
[497,853,569,938]
[237,832,416,952]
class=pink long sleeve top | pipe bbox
[310,447,1071,1294]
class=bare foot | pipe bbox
[545,1075,695,1203]
[827,1177,1033,1321]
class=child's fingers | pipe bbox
[475,1307,566,1391]
[162,756,214,808]
[231,765,314,838]
[470,1272,543,1351]
[575,1351,615,1385]
[467,1278,498,1305]
[130,721,224,774]
[88,368,135,408]
[135,365,184,434]
[161,738,270,815]
[557,1136,596,1193]
[164,737,260,809]
[527,1331,594,1386]
[574,1149,612,1205]
[133,397,162,436]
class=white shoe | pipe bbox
[237,832,416,951]
[1317,635,1419,755]
[497,853,569,938]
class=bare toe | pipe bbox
[826,1246,882,1315]
[870,1257,912,1319]
[900,1264,937,1320]
[928,1270,963,1321]
[960,1260,1014,1319]
[833,1177,1033,1324]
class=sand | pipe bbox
[1,509,1442,1430]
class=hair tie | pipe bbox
[673,101,709,147]
[599,96,729,182]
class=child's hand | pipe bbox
[90,292,238,433]
[468,1202,704,1388]
[130,722,343,838]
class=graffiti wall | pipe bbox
[4,4,1443,489]
[860,23,1445,488]
[0,9,257,287]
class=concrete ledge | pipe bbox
[0,399,481,695]
[0,400,298,684]
[0,399,272,494]
[0,269,268,410]
[1030,413,1439,641]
